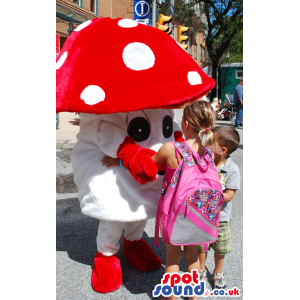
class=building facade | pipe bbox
[56,0,101,55]
[56,1,208,68]
[56,0,136,55]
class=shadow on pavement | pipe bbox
[69,118,80,126]
[57,198,98,266]
[57,198,189,299]
[215,122,237,128]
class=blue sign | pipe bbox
[134,0,150,25]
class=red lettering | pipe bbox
[162,273,170,285]
[234,288,240,296]
[170,274,181,287]
[182,273,192,284]
[229,290,233,295]
[192,269,199,284]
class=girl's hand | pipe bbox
[102,156,120,168]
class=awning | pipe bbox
[56,2,91,24]
[201,66,212,77]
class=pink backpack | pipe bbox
[154,142,224,249]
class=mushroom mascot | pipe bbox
[56,18,215,293]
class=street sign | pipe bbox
[134,0,150,25]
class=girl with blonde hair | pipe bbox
[102,101,216,300]
[150,100,216,300]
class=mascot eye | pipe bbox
[127,117,150,142]
[163,115,173,138]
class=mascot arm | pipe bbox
[174,131,184,142]
[117,137,158,185]
[98,122,127,158]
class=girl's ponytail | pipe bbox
[183,100,216,145]
[198,128,215,146]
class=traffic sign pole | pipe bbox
[152,0,156,27]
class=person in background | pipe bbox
[211,97,221,112]
[234,78,243,128]
[217,98,231,120]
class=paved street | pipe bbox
[56,119,243,300]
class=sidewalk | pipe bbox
[56,112,80,149]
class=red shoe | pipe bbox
[91,252,122,293]
[123,237,162,271]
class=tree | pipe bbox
[173,0,243,101]
[155,0,171,16]
[226,29,243,63]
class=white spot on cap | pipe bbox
[56,52,68,70]
[118,19,138,28]
[80,85,105,105]
[123,42,155,71]
[188,72,202,85]
[74,20,92,32]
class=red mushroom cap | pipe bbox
[56,18,215,114]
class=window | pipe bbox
[73,0,80,5]
[195,3,200,16]
[200,46,205,61]
[194,43,197,59]
[189,36,192,55]
[59,37,67,51]
[236,70,243,78]
[200,46,202,61]
[90,0,95,13]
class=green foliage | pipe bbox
[228,52,243,63]
[173,0,206,34]
[156,0,171,15]
[173,0,243,100]
[226,29,243,63]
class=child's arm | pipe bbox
[223,188,236,203]
[222,164,240,202]
[102,156,120,168]
[151,142,174,167]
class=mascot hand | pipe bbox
[174,131,185,142]
[117,137,158,185]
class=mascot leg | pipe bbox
[92,220,124,293]
[123,220,162,271]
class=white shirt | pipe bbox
[211,103,218,111]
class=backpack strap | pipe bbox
[173,142,209,171]
[171,142,190,158]
[154,177,168,247]
[202,147,216,168]
[154,193,164,247]
[203,243,209,252]
[175,148,180,164]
